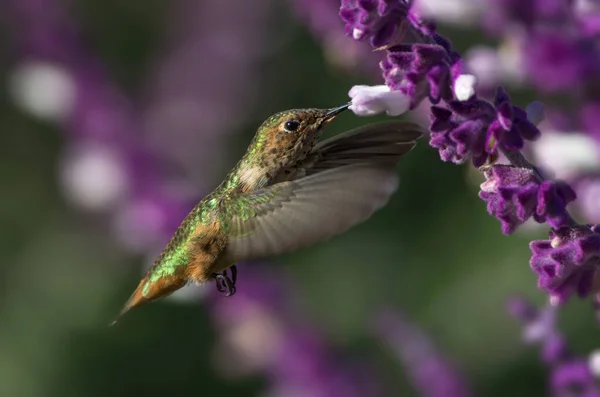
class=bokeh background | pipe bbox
[1,1,598,396]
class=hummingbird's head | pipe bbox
[254,104,350,166]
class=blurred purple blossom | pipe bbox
[292,0,377,71]
[464,44,522,96]
[508,297,600,396]
[7,0,192,252]
[573,175,600,223]
[142,0,272,172]
[580,103,600,142]
[210,266,383,397]
[522,31,596,93]
[7,0,277,253]
[373,309,472,397]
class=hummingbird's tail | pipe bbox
[109,282,145,326]
[110,303,132,326]
[109,274,186,326]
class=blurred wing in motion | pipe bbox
[221,121,423,262]
[301,120,422,174]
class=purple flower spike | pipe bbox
[341,0,463,108]
[479,165,576,234]
[530,225,600,304]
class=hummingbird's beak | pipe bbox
[323,103,350,121]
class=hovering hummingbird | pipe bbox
[112,104,422,324]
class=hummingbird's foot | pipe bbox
[212,265,237,297]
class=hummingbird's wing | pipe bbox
[220,121,423,262]
[297,121,423,176]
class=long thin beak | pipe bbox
[324,103,350,119]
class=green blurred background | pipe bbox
[0,1,597,396]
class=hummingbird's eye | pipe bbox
[283,120,300,133]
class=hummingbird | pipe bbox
[112,104,423,324]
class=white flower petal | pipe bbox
[454,74,477,101]
[348,85,410,117]
[352,28,365,40]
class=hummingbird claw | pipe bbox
[212,265,237,297]
[229,265,237,284]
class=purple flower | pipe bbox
[551,359,597,396]
[340,0,411,47]
[429,88,541,166]
[577,7,600,38]
[381,38,462,107]
[530,225,600,304]
[479,165,576,234]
